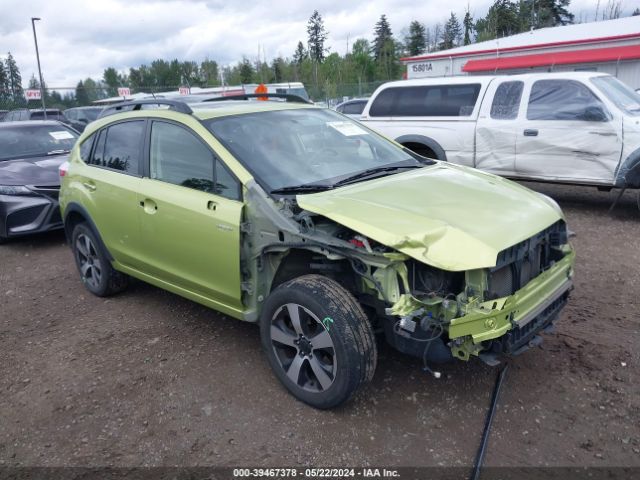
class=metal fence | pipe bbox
[0,81,387,114]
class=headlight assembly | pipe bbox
[0,185,33,196]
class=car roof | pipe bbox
[192,101,317,120]
[381,71,611,89]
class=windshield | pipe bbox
[0,125,78,161]
[591,76,640,116]
[205,108,419,192]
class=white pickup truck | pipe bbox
[359,72,640,190]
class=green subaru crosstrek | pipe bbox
[60,97,575,409]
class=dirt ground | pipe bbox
[0,182,639,470]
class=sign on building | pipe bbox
[179,87,190,95]
[117,87,131,97]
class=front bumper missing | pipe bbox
[448,250,575,360]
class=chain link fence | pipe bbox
[1,81,386,114]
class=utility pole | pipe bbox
[31,17,47,118]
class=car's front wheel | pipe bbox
[71,223,128,297]
[260,274,377,409]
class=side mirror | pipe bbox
[583,105,609,122]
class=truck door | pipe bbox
[475,80,524,176]
[515,79,622,184]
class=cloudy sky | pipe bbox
[0,0,615,89]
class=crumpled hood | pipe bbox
[0,154,68,186]
[297,163,563,271]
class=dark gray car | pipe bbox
[0,121,78,243]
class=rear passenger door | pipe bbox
[136,120,244,312]
[76,120,146,267]
[475,79,524,176]
[515,79,622,184]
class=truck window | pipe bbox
[490,81,524,120]
[369,84,481,117]
[527,80,610,121]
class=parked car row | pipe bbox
[1,106,103,133]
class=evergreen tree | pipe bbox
[405,21,427,56]
[463,9,474,45]
[475,0,521,41]
[0,62,9,103]
[633,8,640,16]
[307,10,328,63]
[293,41,307,65]
[442,13,462,50]
[5,52,23,100]
[238,57,254,83]
[75,80,89,105]
[373,15,393,61]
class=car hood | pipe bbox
[0,154,68,186]
[297,163,563,271]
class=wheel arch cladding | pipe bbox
[395,134,447,161]
[63,203,114,261]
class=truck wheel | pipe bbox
[260,274,377,409]
[71,223,128,297]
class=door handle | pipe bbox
[83,181,96,191]
[207,200,218,211]
[523,129,538,137]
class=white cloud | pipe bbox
[0,0,611,89]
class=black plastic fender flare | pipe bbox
[63,202,114,261]
[394,134,447,161]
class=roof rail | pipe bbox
[202,93,312,104]
[98,99,193,119]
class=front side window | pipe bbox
[150,121,240,200]
[490,81,524,120]
[150,121,214,192]
[369,84,481,117]
[89,121,144,174]
[527,80,610,121]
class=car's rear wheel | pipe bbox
[71,223,128,297]
[260,274,377,409]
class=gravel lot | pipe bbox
[0,182,639,470]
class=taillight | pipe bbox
[59,161,69,177]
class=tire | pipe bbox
[71,222,128,297]
[260,274,377,409]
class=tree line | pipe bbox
[1,0,638,109]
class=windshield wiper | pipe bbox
[47,149,70,156]
[270,184,333,195]
[333,165,422,187]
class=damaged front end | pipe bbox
[240,178,574,367]
[384,226,574,365]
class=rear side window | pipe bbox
[369,84,481,117]
[527,80,609,121]
[79,133,95,162]
[490,81,524,120]
[88,121,144,174]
